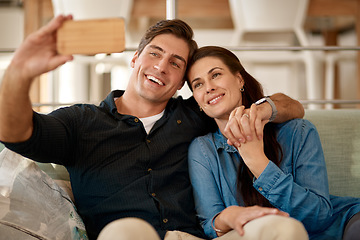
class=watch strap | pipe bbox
[255,96,278,122]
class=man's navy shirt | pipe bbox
[4,90,216,239]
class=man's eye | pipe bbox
[171,62,180,68]
[150,52,158,57]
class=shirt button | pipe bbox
[163,218,168,223]
[177,120,182,124]
[147,139,151,143]
[134,118,139,122]
[151,193,156,197]
[147,168,152,172]
[258,187,263,191]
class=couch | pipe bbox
[0,109,359,239]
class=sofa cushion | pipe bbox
[305,109,360,198]
[0,148,88,239]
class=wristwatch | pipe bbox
[255,96,278,122]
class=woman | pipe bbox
[186,46,360,240]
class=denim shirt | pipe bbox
[188,119,360,240]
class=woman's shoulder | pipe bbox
[275,119,320,147]
[189,132,216,150]
[276,118,317,135]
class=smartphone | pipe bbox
[57,18,125,55]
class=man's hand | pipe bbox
[9,14,74,82]
[0,14,73,143]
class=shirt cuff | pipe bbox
[253,161,283,195]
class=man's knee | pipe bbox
[97,217,161,240]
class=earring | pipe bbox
[199,106,203,111]
[240,87,244,92]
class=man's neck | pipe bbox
[115,91,168,118]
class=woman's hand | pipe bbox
[215,205,289,237]
[224,104,269,147]
[237,104,269,178]
[223,104,269,178]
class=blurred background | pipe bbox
[0,0,359,112]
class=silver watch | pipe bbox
[255,97,278,122]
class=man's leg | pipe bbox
[97,217,161,240]
[217,215,309,240]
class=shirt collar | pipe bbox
[100,90,177,118]
[213,128,238,153]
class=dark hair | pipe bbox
[187,46,283,207]
[137,19,198,65]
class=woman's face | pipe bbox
[188,56,244,120]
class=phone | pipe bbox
[57,18,125,55]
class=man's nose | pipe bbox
[154,59,167,73]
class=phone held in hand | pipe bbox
[57,18,125,55]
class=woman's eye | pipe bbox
[150,52,158,57]
[212,73,220,79]
[193,82,202,89]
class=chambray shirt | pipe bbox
[3,90,217,240]
[188,119,360,240]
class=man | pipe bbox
[0,15,304,240]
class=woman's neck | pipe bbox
[215,118,229,136]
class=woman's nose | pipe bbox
[205,82,215,93]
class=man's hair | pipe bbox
[137,19,198,65]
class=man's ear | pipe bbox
[130,51,139,68]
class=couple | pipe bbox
[0,14,357,240]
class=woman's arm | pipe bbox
[227,105,332,234]
[188,136,288,238]
[188,137,226,238]
[252,119,333,233]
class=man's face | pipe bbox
[130,33,190,104]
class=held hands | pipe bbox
[215,205,289,237]
[224,103,270,147]
[223,104,270,178]
[8,15,74,82]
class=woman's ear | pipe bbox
[130,51,139,68]
[236,72,244,88]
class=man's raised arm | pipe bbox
[0,15,73,143]
[269,93,305,123]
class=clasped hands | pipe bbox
[223,103,270,179]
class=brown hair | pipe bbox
[137,19,198,66]
[187,46,283,207]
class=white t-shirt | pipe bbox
[140,110,165,134]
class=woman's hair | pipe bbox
[187,46,283,207]
[137,19,198,63]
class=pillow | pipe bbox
[0,148,88,240]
